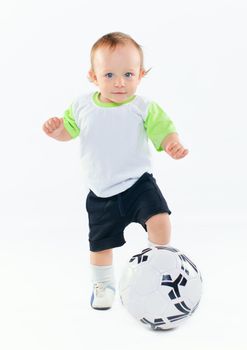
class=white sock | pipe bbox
[148,240,170,248]
[90,264,115,288]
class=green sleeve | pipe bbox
[144,102,176,152]
[63,105,80,138]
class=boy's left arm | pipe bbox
[161,132,189,159]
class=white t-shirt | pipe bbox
[63,91,176,198]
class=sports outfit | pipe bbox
[63,91,176,252]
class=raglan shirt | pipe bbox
[63,91,176,198]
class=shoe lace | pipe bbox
[94,282,106,297]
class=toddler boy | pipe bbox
[43,32,188,310]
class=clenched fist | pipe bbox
[42,117,72,141]
[165,141,189,159]
[43,117,64,137]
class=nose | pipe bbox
[114,76,125,87]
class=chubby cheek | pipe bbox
[128,80,140,91]
[98,80,111,90]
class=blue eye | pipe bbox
[105,73,113,78]
[125,72,133,78]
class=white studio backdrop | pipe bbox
[0,0,246,349]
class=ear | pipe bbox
[88,69,98,85]
[138,69,146,80]
[137,69,146,84]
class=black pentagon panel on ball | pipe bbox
[129,248,151,264]
[161,273,188,299]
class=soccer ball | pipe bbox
[119,246,202,330]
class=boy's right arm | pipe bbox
[42,117,72,141]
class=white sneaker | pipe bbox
[91,282,115,310]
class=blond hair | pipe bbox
[89,32,151,76]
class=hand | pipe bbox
[42,117,64,138]
[165,142,189,159]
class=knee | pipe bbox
[146,213,171,245]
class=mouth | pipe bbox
[112,92,127,94]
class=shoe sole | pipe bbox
[91,305,111,310]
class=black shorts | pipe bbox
[86,172,171,252]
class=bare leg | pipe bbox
[145,213,171,245]
[90,248,113,266]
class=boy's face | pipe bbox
[89,43,145,103]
